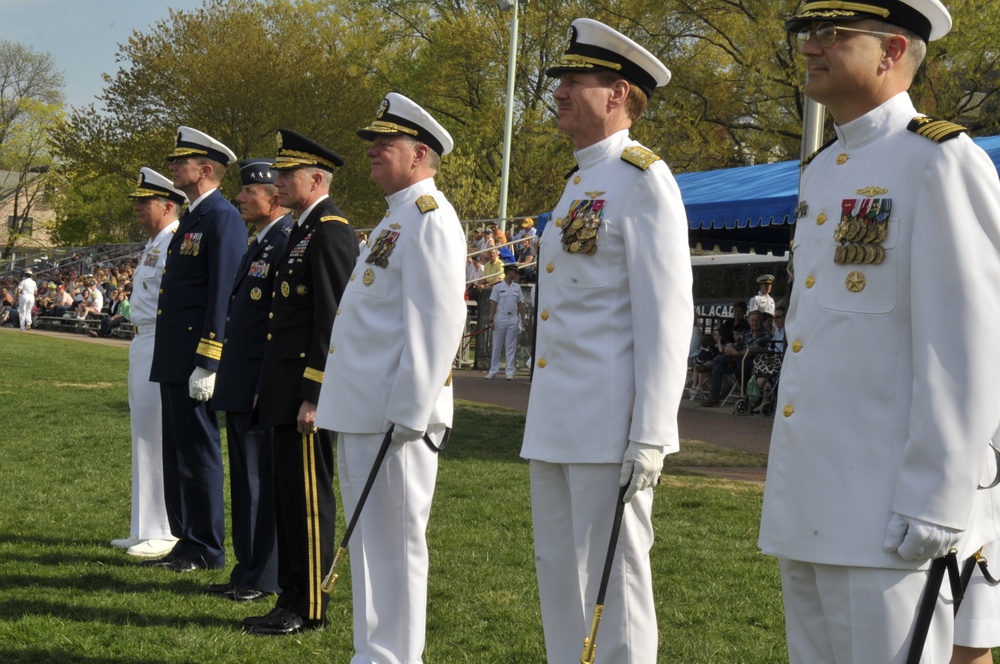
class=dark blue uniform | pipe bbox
[211,215,291,593]
[257,196,357,622]
[149,188,246,568]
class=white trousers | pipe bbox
[18,295,33,330]
[127,332,174,540]
[337,427,442,664]
[529,460,657,664]
[489,315,519,378]
[954,539,1000,648]
[779,558,954,663]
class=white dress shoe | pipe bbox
[126,538,179,558]
[110,537,142,549]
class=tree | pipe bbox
[0,41,64,258]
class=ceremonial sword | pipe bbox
[581,484,629,664]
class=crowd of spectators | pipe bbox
[1,252,141,331]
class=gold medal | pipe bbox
[862,244,877,263]
[571,218,584,230]
[296,284,307,296]
[363,267,375,286]
[844,245,857,263]
[863,222,878,243]
[281,281,290,297]
[250,287,262,301]
[569,241,580,253]
[834,245,846,264]
[584,244,598,256]
[851,245,865,264]
[874,245,886,264]
[876,223,888,243]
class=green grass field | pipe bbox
[0,329,786,662]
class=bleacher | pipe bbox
[32,314,134,340]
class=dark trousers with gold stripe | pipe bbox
[272,423,335,621]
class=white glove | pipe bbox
[390,423,424,445]
[883,513,962,561]
[188,366,216,401]
[619,441,664,503]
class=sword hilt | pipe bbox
[321,546,348,593]
[580,604,603,664]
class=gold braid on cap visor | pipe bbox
[275,150,340,170]
[796,1,891,17]
[365,121,420,137]
[555,54,623,71]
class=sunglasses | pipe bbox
[795,22,900,48]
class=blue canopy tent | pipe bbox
[675,134,1000,255]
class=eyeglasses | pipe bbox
[795,22,900,47]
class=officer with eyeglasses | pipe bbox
[759,1,1000,662]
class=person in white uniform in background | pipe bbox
[315,92,466,664]
[110,168,185,558]
[520,18,693,664]
[485,263,526,381]
[759,1,1000,662]
[15,268,37,331]
[747,273,776,314]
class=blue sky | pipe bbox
[0,0,206,109]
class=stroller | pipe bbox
[734,348,783,417]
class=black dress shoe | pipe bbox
[206,582,233,596]
[241,607,325,636]
[164,558,208,573]
[225,586,274,602]
[139,553,179,568]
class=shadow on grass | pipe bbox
[0,571,208,595]
[0,597,236,629]
[0,650,169,664]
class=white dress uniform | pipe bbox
[747,290,775,314]
[487,278,523,379]
[316,176,466,664]
[127,220,179,541]
[758,92,1000,663]
[521,128,693,663]
[16,276,36,330]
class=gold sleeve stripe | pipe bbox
[196,340,223,360]
[303,367,324,384]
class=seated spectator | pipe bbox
[719,300,747,343]
[769,305,787,353]
[0,287,14,325]
[517,239,536,283]
[76,279,104,320]
[50,284,75,317]
[701,309,771,407]
[491,221,507,245]
[90,289,131,338]
[689,330,723,401]
[466,252,485,299]
[512,217,536,242]
[482,249,504,288]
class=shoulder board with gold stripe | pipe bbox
[907,116,967,143]
[621,145,661,171]
[319,215,348,224]
[802,137,837,167]
[416,194,438,214]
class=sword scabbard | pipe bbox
[580,604,603,664]
[321,546,348,593]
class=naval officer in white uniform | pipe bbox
[759,2,1000,662]
[110,168,185,557]
[316,92,466,664]
[520,18,693,663]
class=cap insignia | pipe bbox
[376,98,389,120]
